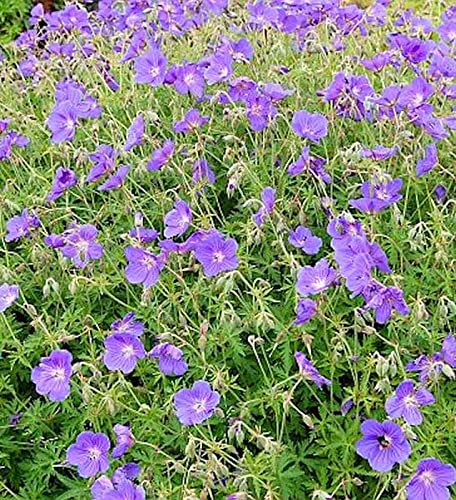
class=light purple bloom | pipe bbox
[194,233,239,277]
[356,419,411,473]
[291,110,328,143]
[174,380,220,425]
[124,246,164,288]
[66,431,110,478]
[416,143,438,177]
[407,458,456,500]
[173,109,209,134]
[112,424,134,459]
[296,259,337,296]
[111,312,144,337]
[147,140,174,171]
[103,333,146,374]
[47,102,79,143]
[204,53,233,85]
[59,224,104,268]
[442,335,456,367]
[294,298,317,325]
[31,349,73,402]
[150,342,188,376]
[134,49,167,86]
[124,115,145,152]
[0,284,19,313]
[5,209,40,242]
[86,145,119,183]
[406,353,444,384]
[98,165,130,191]
[361,145,398,161]
[192,158,216,185]
[47,167,78,202]
[294,352,331,388]
[350,178,403,214]
[385,379,435,425]
[252,187,275,226]
[288,226,322,255]
[364,285,409,324]
[164,200,192,238]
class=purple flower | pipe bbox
[291,110,328,143]
[406,353,444,384]
[111,312,144,337]
[364,285,409,324]
[47,102,79,143]
[173,109,209,134]
[192,158,216,185]
[355,419,411,473]
[150,342,188,376]
[350,178,403,214]
[361,51,394,71]
[204,53,233,85]
[103,333,146,374]
[164,200,192,238]
[124,115,145,152]
[385,379,435,425]
[98,165,130,191]
[288,226,322,255]
[174,380,220,426]
[194,233,239,277]
[407,458,456,500]
[124,246,164,288]
[60,224,104,268]
[434,184,447,203]
[134,49,167,86]
[173,63,205,98]
[252,187,275,226]
[47,167,77,202]
[294,352,331,388]
[66,431,110,478]
[399,77,434,110]
[147,139,174,171]
[442,335,456,367]
[5,209,41,242]
[92,475,145,500]
[112,424,134,459]
[31,349,73,402]
[87,145,119,183]
[294,298,317,325]
[361,145,398,161]
[416,143,438,177]
[0,284,19,313]
[245,94,277,132]
[296,259,336,296]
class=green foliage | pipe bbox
[0,0,32,44]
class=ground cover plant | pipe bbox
[0,0,455,498]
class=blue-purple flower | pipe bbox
[47,167,78,202]
[112,424,134,459]
[385,379,435,425]
[194,233,239,277]
[150,342,188,376]
[0,284,19,313]
[291,110,328,143]
[124,246,164,288]
[356,419,411,473]
[294,352,331,388]
[288,226,322,255]
[134,48,167,86]
[5,209,40,242]
[103,333,146,374]
[124,114,145,152]
[164,200,192,238]
[31,349,73,402]
[66,431,110,478]
[174,380,220,425]
[296,259,336,296]
[406,458,456,500]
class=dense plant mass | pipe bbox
[0,0,455,498]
